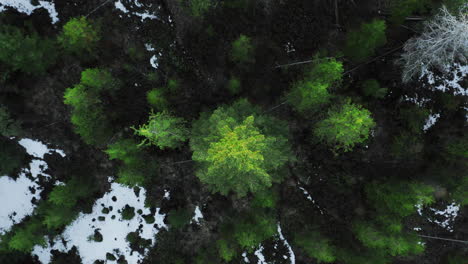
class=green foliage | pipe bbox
[353,221,425,257]
[365,180,434,218]
[445,136,468,159]
[232,212,276,252]
[391,132,423,158]
[452,176,468,205]
[0,106,22,137]
[167,208,192,229]
[251,188,278,208]
[42,205,77,229]
[48,178,95,208]
[58,17,99,54]
[0,138,26,176]
[314,100,375,152]
[105,139,157,186]
[231,35,254,64]
[227,76,241,94]
[362,79,387,99]
[0,25,56,74]
[121,205,136,220]
[147,89,168,110]
[8,220,45,252]
[188,0,214,17]
[133,111,189,150]
[294,230,336,263]
[345,20,387,62]
[64,68,119,145]
[287,58,343,113]
[191,99,293,197]
[216,239,237,262]
[390,0,431,24]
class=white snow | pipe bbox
[298,186,324,214]
[145,43,155,51]
[163,189,170,200]
[242,252,250,263]
[191,206,203,224]
[277,223,296,264]
[32,180,167,264]
[420,63,468,96]
[423,113,441,131]
[0,139,64,235]
[0,0,59,24]
[18,138,66,159]
[254,245,268,264]
[114,0,158,21]
[403,94,431,107]
[0,174,41,235]
[150,55,159,69]
[428,202,460,232]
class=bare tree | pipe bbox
[400,5,468,83]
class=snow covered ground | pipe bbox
[32,180,167,264]
[0,0,59,23]
[114,0,159,21]
[416,201,460,232]
[0,138,65,235]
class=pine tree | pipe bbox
[190,99,293,197]
[59,17,100,54]
[345,19,387,62]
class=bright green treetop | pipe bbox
[345,19,387,62]
[314,100,376,152]
[190,99,293,197]
[231,35,254,64]
[59,17,99,53]
[287,58,343,113]
[0,25,56,75]
[8,219,45,252]
[63,68,118,145]
[133,111,189,150]
[294,230,336,263]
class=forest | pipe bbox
[0,0,467,263]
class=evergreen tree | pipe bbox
[133,111,189,150]
[231,35,254,64]
[8,220,45,252]
[190,99,293,197]
[0,25,56,74]
[314,100,375,152]
[345,19,387,62]
[0,138,26,176]
[63,68,119,145]
[59,17,100,54]
[287,58,343,113]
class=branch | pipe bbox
[418,234,468,244]
[86,0,113,18]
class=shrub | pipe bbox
[0,25,56,74]
[345,20,387,62]
[361,79,387,99]
[121,205,136,220]
[232,212,276,252]
[390,0,431,24]
[314,100,376,152]
[188,0,214,17]
[8,219,46,252]
[167,208,192,229]
[0,138,26,176]
[287,58,343,113]
[133,111,189,150]
[190,99,293,197]
[147,89,168,110]
[58,17,100,54]
[227,76,241,94]
[0,105,22,137]
[251,188,278,208]
[294,230,336,263]
[231,35,254,64]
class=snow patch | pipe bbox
[428,202,460,232]
[298,186,324,214]
[18,138,66,159]
[277,223,296,264]
[423,113,440,132]
[114,0,158,21]
[254,245,268,264]
[150,55,159,69]
[0,0,59,24]
[420,63,468,96]
[242,251,250,263]
[191,206,203,224]
[32,180,167,264]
